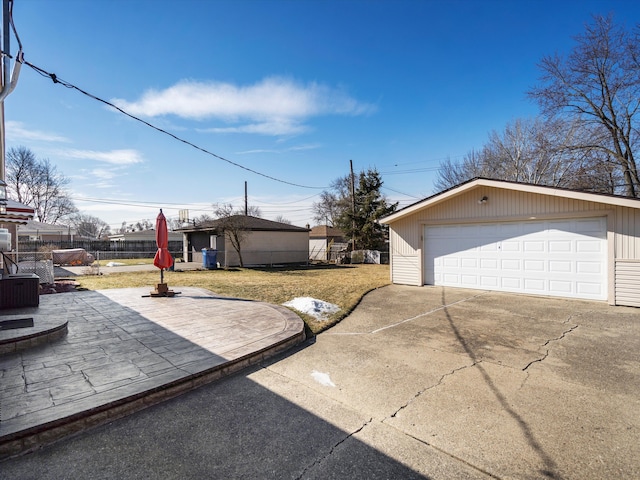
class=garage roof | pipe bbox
[177,215,310,233]
[381,177,640,224]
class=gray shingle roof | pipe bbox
[177,215,309,233]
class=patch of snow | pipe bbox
[282,297,340,319]
[311,370,336,387]
[105,262,126,267]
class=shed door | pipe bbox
[424,217,607,300]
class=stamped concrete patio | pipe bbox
[0,286,305,459]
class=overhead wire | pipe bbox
[22,59,327,190]
[250,192,321,205]
[381,186,422,199]
[72,195,213,211]
[8,0,21,51]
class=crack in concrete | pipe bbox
[80,369,93,388]
[21,354,28,394]
[295,418,373,479]
[522,324,579,372]
[388,362,477,420]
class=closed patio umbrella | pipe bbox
[153,209,173,294]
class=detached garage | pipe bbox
[380,178,640,306]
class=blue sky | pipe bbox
[5,0,639,230]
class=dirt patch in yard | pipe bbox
[40,280,84,295]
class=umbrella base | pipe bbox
[150,283,176,297]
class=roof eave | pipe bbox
[380,178,640,224]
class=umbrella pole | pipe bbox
[160,268,164,284]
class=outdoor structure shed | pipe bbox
[309,225,347,261]
[179,215,310,267]
[380,178,640,307]
[17,220,77,242]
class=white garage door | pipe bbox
[424,217,607,300]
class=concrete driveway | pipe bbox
[1,285,638,479]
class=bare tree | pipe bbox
[6,146,77,222]
[435,117,621,193]
[68,213,111,239]
[528,14,640,196]
[273,215,292,225]
[247,205,262,217]
[436,118,575,190]
[191,214,213,226]
[133,219,153,231]
[482,117,588,187]
[312,175,352,226]
[434,151,487,191]
[167,218,185,230]
[214,204,250,267]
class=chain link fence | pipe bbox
[2,251,55,284]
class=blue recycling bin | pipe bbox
[202,248,218,269]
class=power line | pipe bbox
[72,195,212,211]
[381,186,422,199]
[22,60,327,190]
[250,192,321,205]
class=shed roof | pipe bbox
[178,215,310,233]
[381,177,640,224]
[18,220,74,234]
[309,225,345,238]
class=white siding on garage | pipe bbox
[615,260,640,307]
[391,254,422,285]
[424,217,607,300]
[389,227,422,285]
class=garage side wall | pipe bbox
[612,207,640,306]
[224,231,309,267]
[389,222,422,285]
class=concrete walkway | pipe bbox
[0,286,305,459]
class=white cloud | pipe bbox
[236,143,322,155]
[60,149,144,165]
[5,121,70,143]
[288,143,322,152]
[90,168,118,180]
[199,120,309,136]
[111,77,376,136]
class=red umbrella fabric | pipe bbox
[154,209,173,272]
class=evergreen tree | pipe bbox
[336,168,397,250]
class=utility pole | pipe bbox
[244,181,248,216]
[0,0,23,213]
[350,159,356,251]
